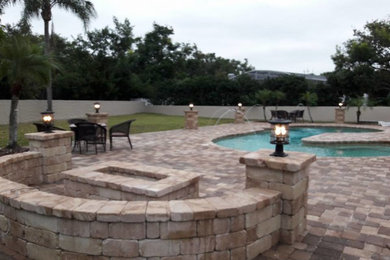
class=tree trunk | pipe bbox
[357,110,361,123]
[8,95,19,149]
[307,106,314,123]
[43,9,52,111]
[262,106,267,121]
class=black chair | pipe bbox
[288,110,299,122]
[276,110,289,119]
[33,122,65,132]
[109,119,136,150]
[68,118,88,125]
[270,110,277,120]
[75,122,106,154]
[296,110,305,122]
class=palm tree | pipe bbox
[272,90,286,111]
[0,36,57,149]
[0,0,96,111]
[301,91,318,123]
[255,89,273,121]
[348,96,373,123]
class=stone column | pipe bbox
[240,149,316,244]
[86,112,109,125]
[185,110,198,129]
[234,108,246,124]
[25,131,73,183]
[335,108,345,124]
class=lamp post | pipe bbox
[269,118,290,157]
[94,102,101,113]
[338,102,343,109]
[41,111,54,133]
[189,103,194,111]
[238,103,242,109]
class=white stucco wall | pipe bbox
[0,100,146,124]
[0,99,389,125]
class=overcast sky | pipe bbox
[1,0,389,75]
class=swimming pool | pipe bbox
[214,127,390,157]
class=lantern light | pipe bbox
[338,102,343,108]
[189,103,194,111]
[238,103,242,108]
[94,102,101,113]
[41,111,54,133]
[269,118,291,157]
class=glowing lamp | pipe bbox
[41,111,54,133]
[189,103,194,111]
[338,102,343,108]
[94,102,101,113]
[238,103,242,108]
[269,119,291,157]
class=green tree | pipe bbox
[301,91,318,123]
[255,89,273,120]
[0,36,57,149]
[272,90,286,110]
[0,0,96,111]
[330,19,390,104]
[348,95,374,123]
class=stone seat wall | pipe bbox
[0,164,281,259]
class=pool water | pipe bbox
[214,127,390,157]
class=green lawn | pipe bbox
[0,113,233,147]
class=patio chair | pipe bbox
[288,110,298,122]
[276,110,289,119]
[75,122,106,154]
[33,122,65,132]
[109,119,136,150]
[296,110,305,122]
[270,110,277,120]
[67,118,88,125]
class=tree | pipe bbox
[301,91,318,123]
[0,36,57,149]
[348,95,374,123]
[255,89,273,120]
[272,90,286,110]
[329,19,390,104]
[1,0,96,111]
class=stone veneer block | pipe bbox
[234,108,246,124]
[240,149,316,246]
[184,110,198,129]
[86,112,108,125]
[239,149,316,172]
[146,201,170,222]
[25,131,73,184]
[169,200,193,221]
[120,201,147,223]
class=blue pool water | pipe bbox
[214,127,390,157]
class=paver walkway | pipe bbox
[68,123,390,259]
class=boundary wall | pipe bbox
[2,99,388,125]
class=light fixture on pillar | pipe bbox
[94,102,101,113]
[189,103,194,111]
[238,103,242,109]
[269,119,290,157]
[41,111,54,133]
[338,102,343,108]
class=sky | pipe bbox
[1,0,389,75]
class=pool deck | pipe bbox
[67,123,390,259]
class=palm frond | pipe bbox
[54,0,96,30]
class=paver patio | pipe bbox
[50,123,390,259]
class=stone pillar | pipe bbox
[234,108,246,124]
[185,110,198,129]
[335,108,345,124]
[240,149,316,244]
[25,131,73,183]
[86,112,109,125]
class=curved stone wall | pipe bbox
[0,153,282,259]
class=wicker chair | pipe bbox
[67,118,88,125]
[75,122,106,154]
[109,119,136,150]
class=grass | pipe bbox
[0,113,233,147]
